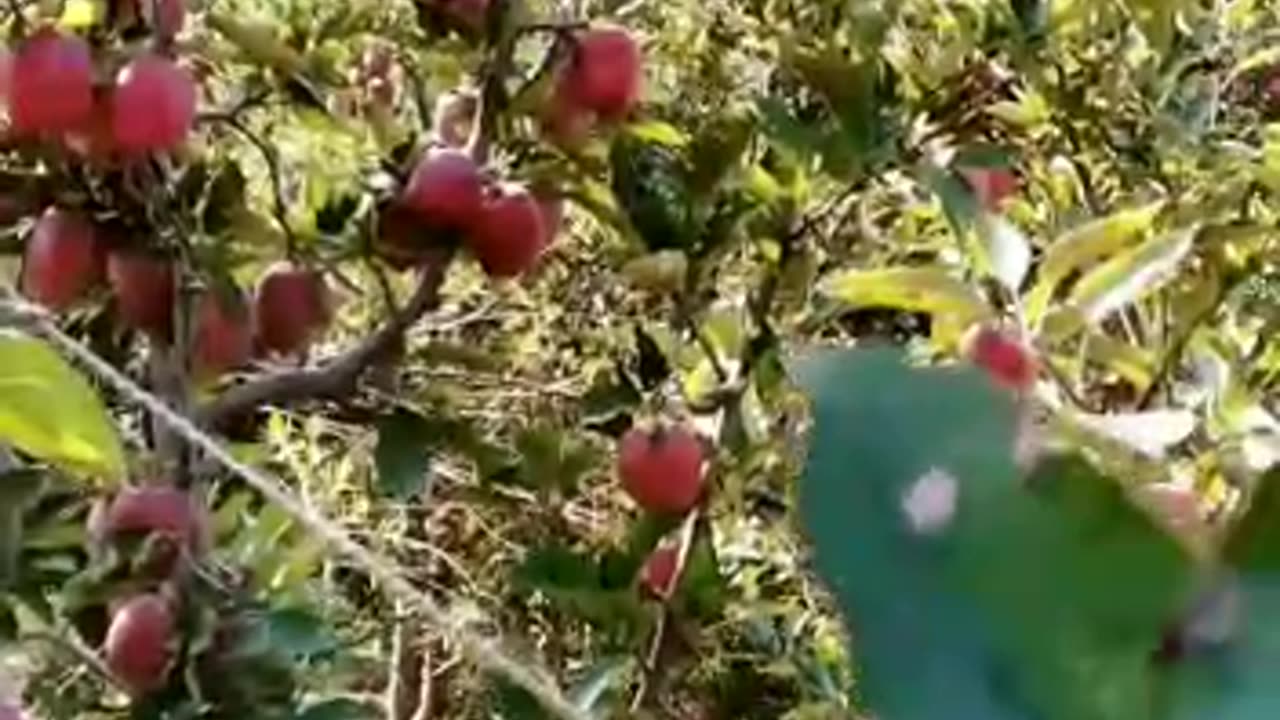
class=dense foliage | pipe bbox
[7,0,1280,719]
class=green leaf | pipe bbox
[514,424,599,495]
[265,607,341,659]
[623,120,690,148]
[373,410,434,500]
[1065,229,1196,325]
[795,347,1026,720]
[819,267,992,345]
[795,348,1193,720]
[0,330,125,479]
[1223,467,1280,572]
[1024,204,1163,324]
[0,468,44,588]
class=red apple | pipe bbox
[618,424,704,515]
[253,262,331,356]
[431,88,477,148]
[641,542,680,599]
[9,27,94,135]
[959,166,1019,212]
[92,484,206,552]
[104,593,175,696]
[560,26,643,120]
[0,703,27,720]
[112,54,197,155]
[192,287,252,377]
[401,147,485,231]
[468,184,549,278]
[20,207,103,311]
[965,324,1037,391]
[108,251,176,339]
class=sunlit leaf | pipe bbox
[1066,228,1196,326]
[1025,203,1163,323]
[820,267,992,335]
[0,330,124,480]
[976,214,1032,292]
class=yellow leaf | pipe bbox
[821,267,992,333]
[1024,203,1163,324]
[58,0,102,29]
[0,330,124,480]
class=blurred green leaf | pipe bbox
[796,348,1192,720]
[373,410,435,500]
[0,330,125,480]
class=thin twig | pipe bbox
[203,114,299,257]
[197,251,453,426]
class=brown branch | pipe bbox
[198,253,451,426]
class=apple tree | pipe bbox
[6,0,1280,719]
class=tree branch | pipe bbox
[198,252,451,426]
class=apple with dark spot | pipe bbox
[20,207,103,311]
[468,183,549,278]
[618,424,704,515]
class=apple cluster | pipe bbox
[20,203,333,376]
[87,484,207,695]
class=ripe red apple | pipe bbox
[104,593,175,696]
[20,207,103,311]
[560,26,643,120]
[431,88,477,148]
[468,184,549,278]
[618,424,704,515]
[958,166,1019,212]
[0,47,13,105]
[193,287,252,377]
[401,147,485,231]
[9,27,94,135]
[112,54,197,155]
[108,251,176,339]
[253,262,331,356]
[641,542,680,599]
[965,324,1037,391]
[0,702,27,720]
[93,485,205,548]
